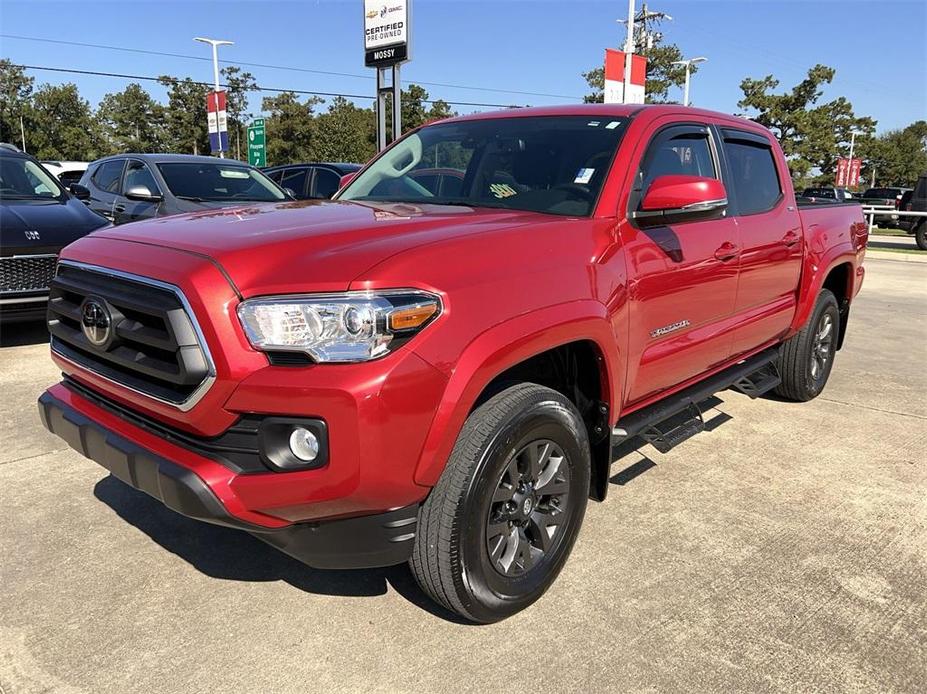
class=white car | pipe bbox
[41,160,89,188]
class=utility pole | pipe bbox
[19,113,26,153]
[194,36,233,158]
[671,56,707,106]
[617,1,672,103]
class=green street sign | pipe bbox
[247,119,266,167]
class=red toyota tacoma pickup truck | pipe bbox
[38,105,867,622]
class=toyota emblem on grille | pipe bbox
[81,298,112,347]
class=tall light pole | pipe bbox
[194,37,233,158]
[671,56,707,107]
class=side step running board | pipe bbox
[613,348,779,454]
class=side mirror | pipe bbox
[339,173,356,190]
[124,185,163,203]
[634,175,727,224]
[283,187,296,199]
[69,183,91,201]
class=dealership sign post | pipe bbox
[247,118,266,167]
[364,0,410,151]
[206,90,229,155]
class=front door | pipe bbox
[114,159,163,225]
[622,122,741,405]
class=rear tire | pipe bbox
[915,223,927,251]
[410,383,590,623]
[775,289,840,402]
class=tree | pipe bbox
[384,84,458,140]
[0,59,34,148]
[157,76,210,155]
[858,121,927,187]
[220,66,258,160]
[738,64,876,182]
[313,96,376,163]
[97,83,166,153]
[26,83,103,160]
[261,91,323,165]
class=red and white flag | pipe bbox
[604,48,646,104]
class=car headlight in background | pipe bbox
[237,290,442,362]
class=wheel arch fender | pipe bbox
[412,300,619,488]
[790,250,858,341]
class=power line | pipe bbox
[12,64,527,109]
[0,33,581,101]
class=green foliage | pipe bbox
[261,91,324,165]
[0,59,34,147]
[220,66,257,160]
[26,83,103,160]
[855,121,927,187]
[738,64,876,182]
[384,84,457,141]
[313,96,376,163]
[582,41,694,104]
[97,83,166,153]
[157,76,210,155]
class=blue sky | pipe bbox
[1,0,925,133]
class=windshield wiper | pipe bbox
[175,195,210,202]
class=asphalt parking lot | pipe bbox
[1,256,924,694]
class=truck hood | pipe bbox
[91,199,542,296]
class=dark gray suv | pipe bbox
[73,154,290,225]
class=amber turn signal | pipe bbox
[389,302,439,331]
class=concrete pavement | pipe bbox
[1,257,925,693]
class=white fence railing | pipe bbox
[859,205,927,233]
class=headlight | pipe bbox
[237,290,441,362]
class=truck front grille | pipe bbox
[47,262,214,409]
[0,254,58,294]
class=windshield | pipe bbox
[156,162,286,203]
[338,115,629,217]
[0,156,65,201]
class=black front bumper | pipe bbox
[38,391,420,569]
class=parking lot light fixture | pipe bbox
[194,37,234,158]
[672,56,707,107]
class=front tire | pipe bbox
[410,383,590,623]
[775,289,840,402]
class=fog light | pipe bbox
[288,427,320,462]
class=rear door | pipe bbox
[622,121,742,404]
[114,159,163,224]
[309,167,342,199]
[719,128,803,356]
[280,167,310,199]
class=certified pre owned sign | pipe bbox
[364,0,409,67]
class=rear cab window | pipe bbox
[720,129,782,215]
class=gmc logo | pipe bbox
[24,230,40,240]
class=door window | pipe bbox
[122,161,160,195]
[640,131,717,193]
[722,138,782,215]
[91,160,124,193]
[312,168,341,199]
[281,168,308,197]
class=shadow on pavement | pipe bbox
[0,319,49,347]
[93,475,468,623]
